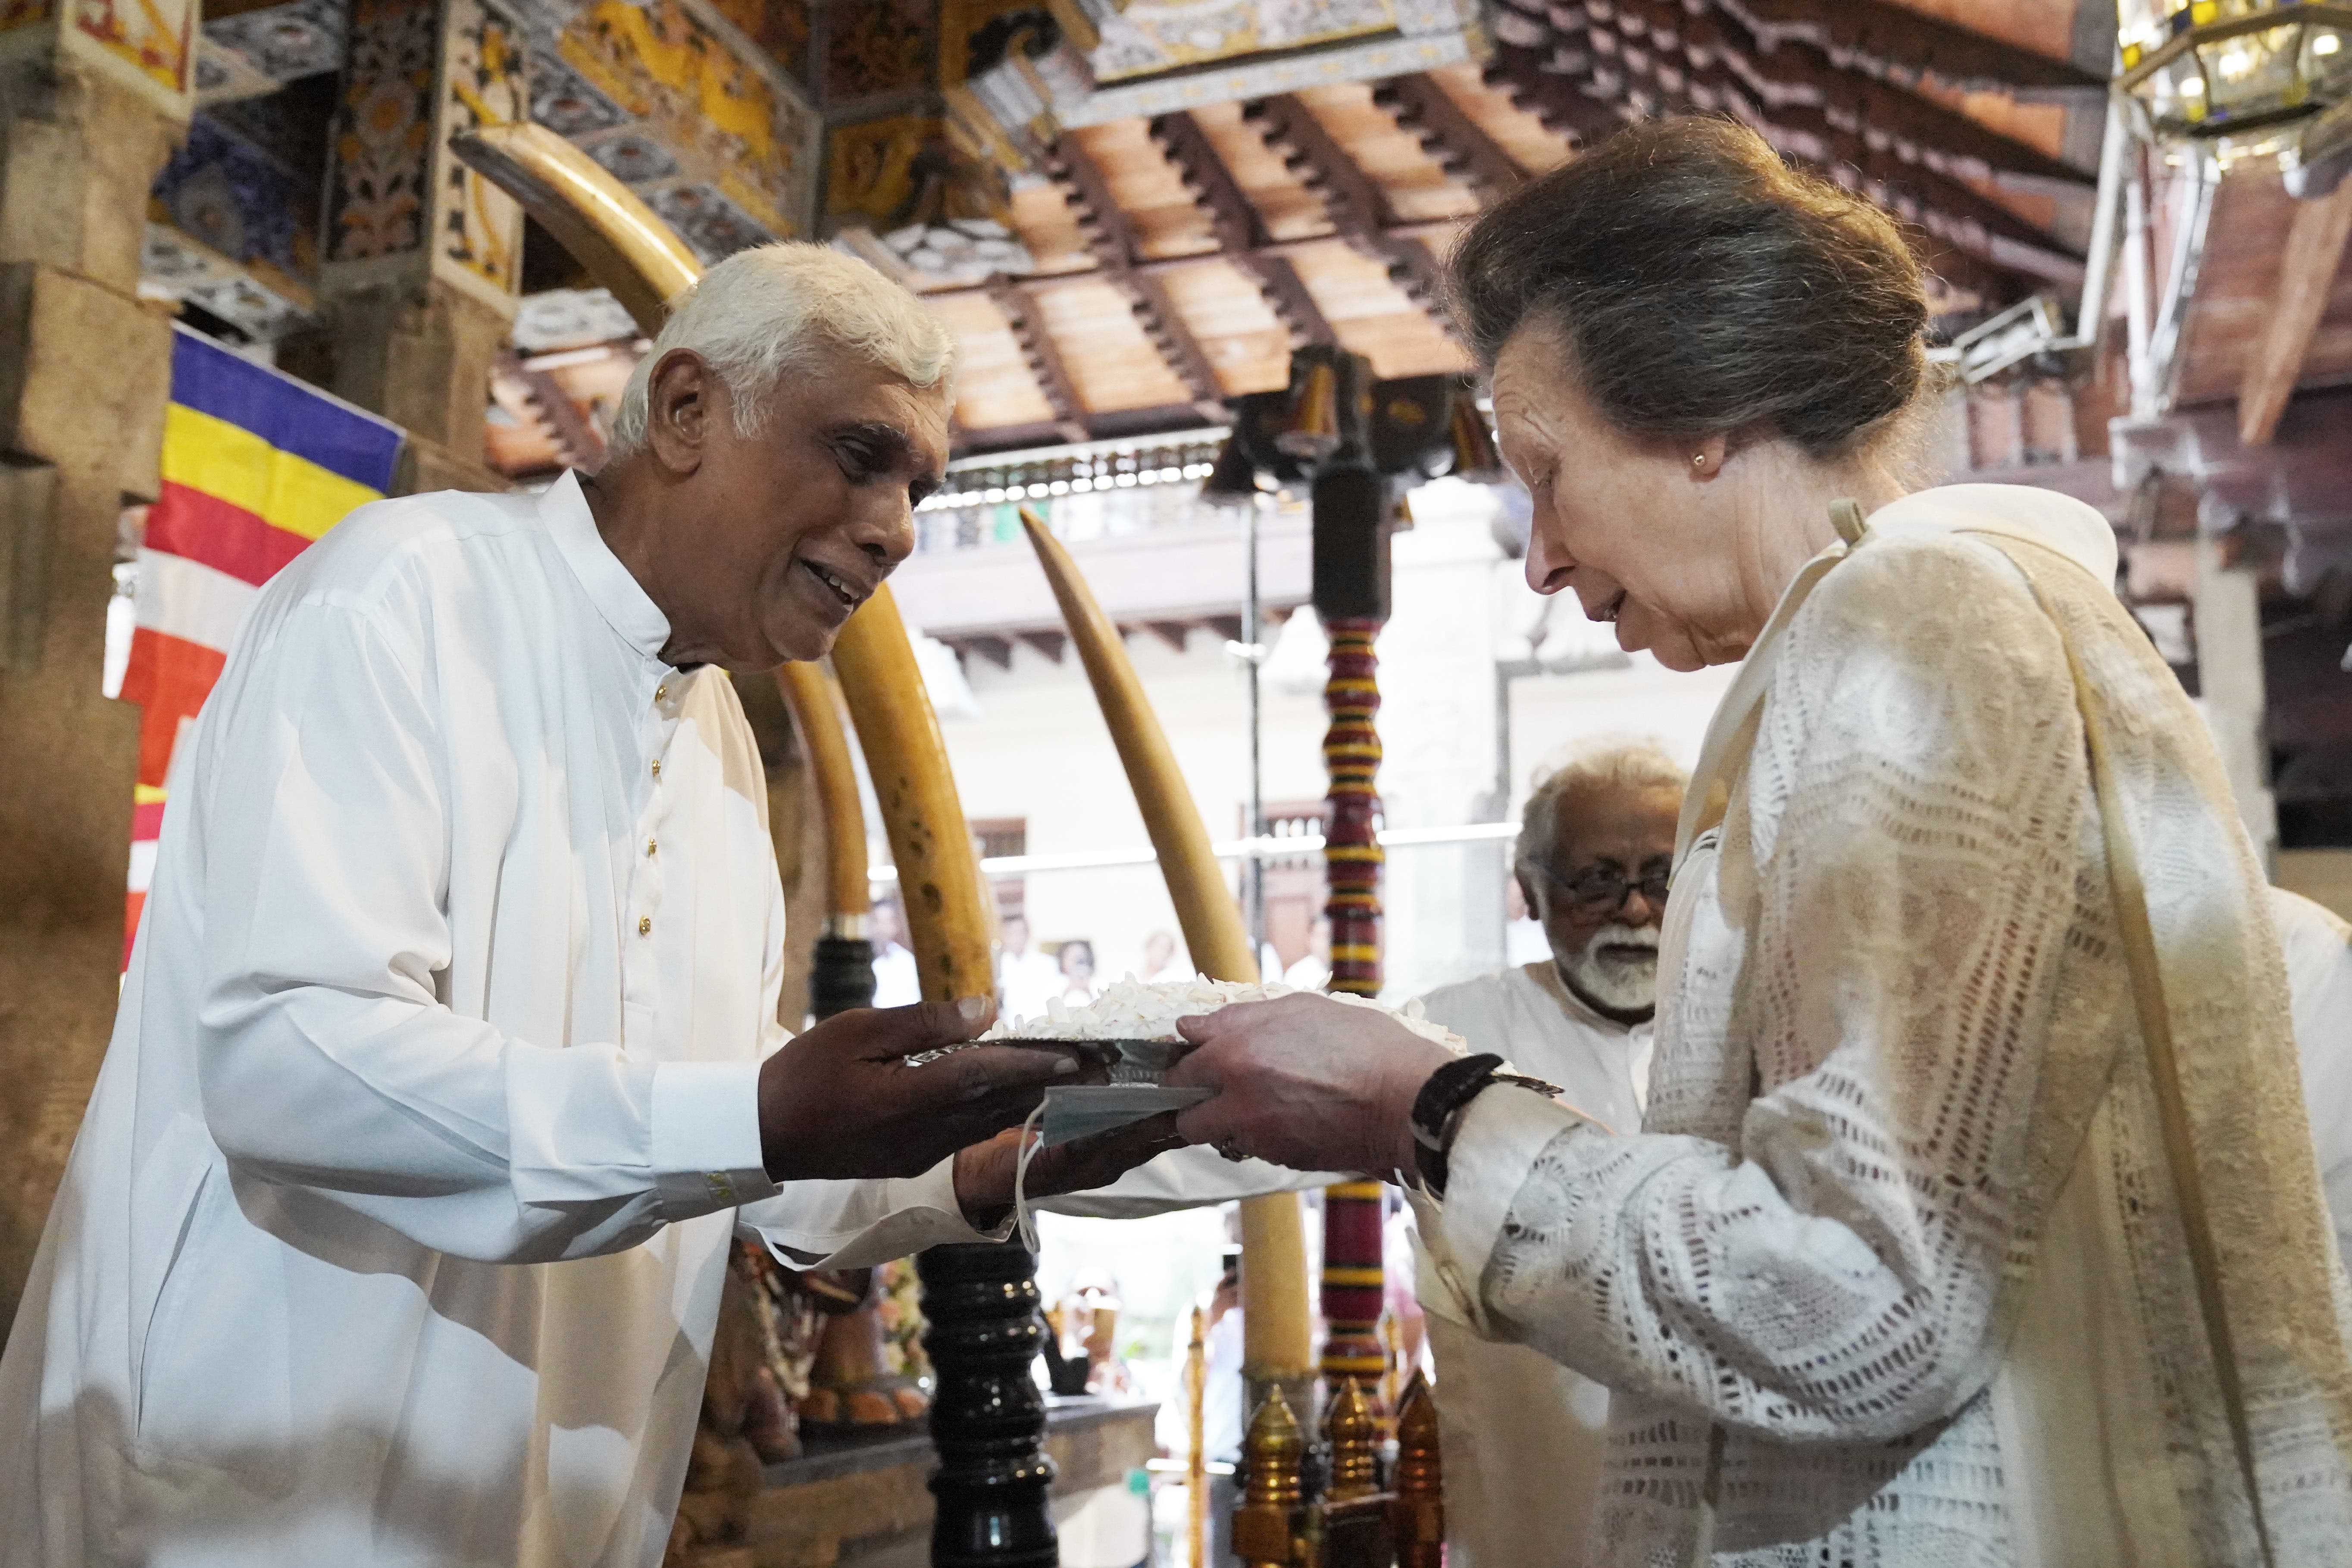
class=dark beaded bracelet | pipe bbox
[1408,1054,1560,1195]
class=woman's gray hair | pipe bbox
[1517,739,1689,876]
[606,242,956,461]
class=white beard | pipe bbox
[1559,922,1660,1014]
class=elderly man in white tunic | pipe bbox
[1411,740,1680,1566]
[1167,121,2352,1565]
[0,246,1173,1567]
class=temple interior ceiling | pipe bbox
[140,0,2347,486]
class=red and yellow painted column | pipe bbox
[1319,617,1387,1399]
[1305,346,1392,1409]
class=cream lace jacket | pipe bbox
[1420,485,2352,1566]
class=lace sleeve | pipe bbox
[1451,536,2096,1444]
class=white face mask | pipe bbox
[1559,921,1661,1013]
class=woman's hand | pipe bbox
[1161,994,1455,1176]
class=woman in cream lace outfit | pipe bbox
[1164,119,2352,1565]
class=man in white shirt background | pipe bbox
[1410,739,1682,1568]
[996,911,1066,1023]
[868,894,921,1008]
[0,245,1178,1568]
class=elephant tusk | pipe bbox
[1019,507,1314,1384]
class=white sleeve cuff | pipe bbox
[1433,1084,1591,1309]
[748,1156,1006,1270]
[650,1058,780,1220]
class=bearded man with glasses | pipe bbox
[1404,739,1686,1567]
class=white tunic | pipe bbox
[1418,486,2352,1565]
[2275,887,2352,1267]
[1412,963,1651,1568]
[0,473,994,1568]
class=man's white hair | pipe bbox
[606,242,956,461]
[1517,738,1688,876]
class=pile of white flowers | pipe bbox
[984,973,1463,1051]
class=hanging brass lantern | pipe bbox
[1276,359,1342,460]
[1445,396,1506,484]
[1198,431,1258,507]
[2117,1,2352,169]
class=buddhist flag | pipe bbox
[121,327,403,958]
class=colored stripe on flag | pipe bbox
[122,328,403,967]
[166,329,403,492]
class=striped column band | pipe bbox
[1320,616,1383,995]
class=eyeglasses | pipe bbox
[1534,864,1672,914]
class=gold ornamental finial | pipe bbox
[1242,1388,1304,1510]
[1392,1372,1440,1497]
[1323,1377,1379,1503]
[1235,1387,1306,1568]
[1389,1371,1444,1568]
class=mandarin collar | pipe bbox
[541,469,672,664]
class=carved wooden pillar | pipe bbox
[0,7,188,1325]
[920,1240,1058,1568]
[314,0,525,493]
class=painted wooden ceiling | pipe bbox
[488,0,2108,475]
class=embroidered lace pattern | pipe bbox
[1477,531,2352,1565]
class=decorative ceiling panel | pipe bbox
[1151,257,1294,395]
[1292,81,1476,224]
[1004,178,1100,274]
[1092,0,1406,82]
[931,290,1061,430]
[1032,276,1198,411]
[1068,118,1220,260]
[1187,99,1332,241]
[1417,62,1570,179]
[1282,235,1465,379]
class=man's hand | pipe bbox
[759,998,1109,1183]
[1162,993,1454,1176]
[951,1113,1190,1230]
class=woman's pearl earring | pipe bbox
[1692,453,1708,468]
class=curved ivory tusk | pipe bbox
[451,124,990,1003]
[1019,509,1257,982]
[829,586,993,1002]
[1020,507,1314,1382]
[451,124,694,335]
[774,663,868,934]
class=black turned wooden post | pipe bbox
[920,1242,1058,1568]
[808,933,877,1021]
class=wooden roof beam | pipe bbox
[1241,90,1460,336]
[2240,180,2352,447]
[1149,110,1269,255]
[1480,50,1627,147]
[987,283,1092,445]
[1242,94,1395,240]
[499,351,608,473]
[1238,253,1336,349]
[1520,27,2082,285]
[1044,138,1139,271]
[1110,268,1232,423]
[1699,22,2094,194]
[1716,0,2104,99]
[1372,74,1528,200]
[1018,629,1067,664]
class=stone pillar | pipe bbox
[2195,535,2278,871]
[313,0,524,493]
[0,29,189,1322]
